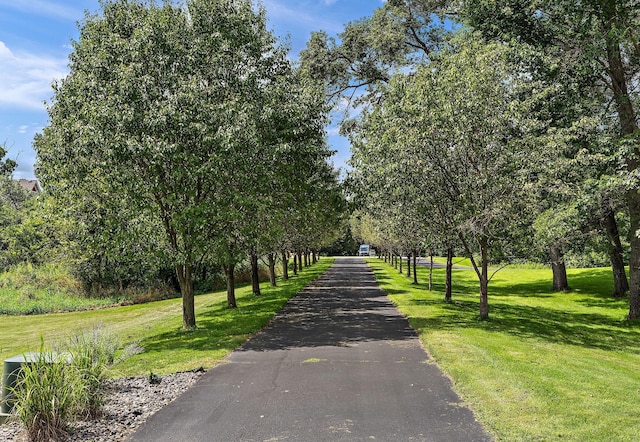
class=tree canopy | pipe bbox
[308,0,639,320]
[35,0,340,328]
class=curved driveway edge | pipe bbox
[128,257,492,441]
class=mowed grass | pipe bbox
[0,258,334,377]
[428,255,475,268]
[366,258,640,442]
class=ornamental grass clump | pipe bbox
[63,325,120,419]
[11,348,77,442]
[11,326,138,441]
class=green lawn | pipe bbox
[428,255,475,268]
[0,258,334,377]
[366,258,640,442]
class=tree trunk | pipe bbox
[176,263,196,329]
[628,192,640,318]
[170,271,181,293]
[602,17,640,318]
[223,263,237,308]
[429,251,434,291]
[250,249,261,296]
[412,251,418,284]
[399,253,403,273]
[445,248,453,302]
[458,233,489,319]
[406,252,411,277]
[281,250,289,280]
[267,253,277,287]
[550,244,570,292]
[479,238,489,320]
[602,208,628,297]
[293,253,298,275]
[200,265,208,284]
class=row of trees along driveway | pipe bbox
[35,0,345,329]
[302,0,640,320]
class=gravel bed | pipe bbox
[0,368,205,442]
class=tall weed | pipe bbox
[0,262,83,295]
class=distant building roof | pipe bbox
[17,179,41,193]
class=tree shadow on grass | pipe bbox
[133,264,335,358]
[372,261,640,354]
[414,263,627,303]
[407,296,640,353]
[136,295,291,357]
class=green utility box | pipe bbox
[1,353,71,414]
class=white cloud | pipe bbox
[0,0,82,20]
[0,41,68,110]
[322,0,339,5]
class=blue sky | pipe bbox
[0,0,383,179]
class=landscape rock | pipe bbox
[0,369,204,441]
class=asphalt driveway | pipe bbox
[128,257,491,441]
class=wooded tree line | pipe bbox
[0,147,39,270]
[23,0,346,329]
[301,0,640,320]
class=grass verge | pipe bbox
[0,258,334,377]
[366,257,640,442]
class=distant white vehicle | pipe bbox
[358,244,370,256]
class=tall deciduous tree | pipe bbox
[461,0,640,317]
[0,145,17,181]
[301,0,450,106]
[0,145,27,211]
[35,0,327,328]
[352,33,533,319]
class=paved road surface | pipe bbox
[128,257,491,441]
